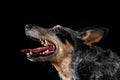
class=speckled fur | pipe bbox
[24,24,120,80]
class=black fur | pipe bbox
[50,26,120,80]
[23,24,120,80]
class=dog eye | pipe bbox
[49,27,61,33]
[80,32,86,37]
[53,27,61,32]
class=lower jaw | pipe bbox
[27,52,56,62]
[26,49,57,60]
[27,52,54,58]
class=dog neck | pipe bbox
[52,54,73,80]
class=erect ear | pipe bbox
[78,27,108,46]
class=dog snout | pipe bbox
[25,24,33,30]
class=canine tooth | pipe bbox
[41,41,44,45]
[27,53,31,57]
[45,50,49,54]
[27,53,29,56]
[29,51,32,55]
[45,40,48,44]
[45,40,47,42]
[44,43,47,46]
[42,52,45,54]
[44,40,49,46]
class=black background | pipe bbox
[13,15,120,80]
[1,2,120,80]
[0,1,119,80]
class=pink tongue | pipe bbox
[21,46,53,53]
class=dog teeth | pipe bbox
[29,51,33,55]
[44,40,50,46]
[26,51,33,57]
[40,39,50,46]
[45,50,49,53]
[43,52,46,54]
[39,49,51,55]
[41,40,44,45]
[27,53,29,56]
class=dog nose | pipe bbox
[25,24,32,30]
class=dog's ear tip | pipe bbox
[98,27,109,36]
[77,26,96,32]
[77,27,109,47]
[99,27,109,31]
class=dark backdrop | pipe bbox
[14,15,120,80]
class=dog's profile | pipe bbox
[21,24,120,80]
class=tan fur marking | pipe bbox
[65,40,74,51]
[52,54,72,80]
[51,40,73,80]
[79,29,104,47]
[84,30,103,46]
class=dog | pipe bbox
[21,24,120,80]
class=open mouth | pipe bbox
[21,37,56,58]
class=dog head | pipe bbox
[21,24,108,62]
